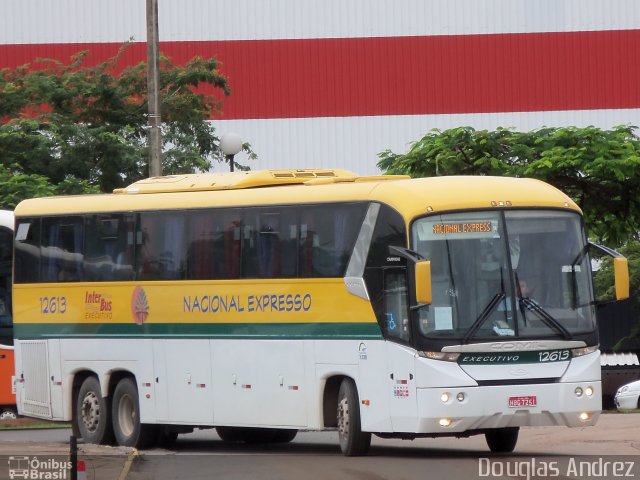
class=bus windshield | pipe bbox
[411,210,595,342]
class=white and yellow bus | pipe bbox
[12,170,628,455]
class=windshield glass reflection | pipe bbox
[411,210,595,341]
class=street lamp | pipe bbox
[220,133,243,172]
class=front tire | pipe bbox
[337,378,371,456]
[485,427,519,453]
[111,377,156,449]
[76,376,114,444]
[272,429,298,443]
[216,426,246,442]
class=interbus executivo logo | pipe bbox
[7,456,73,479]
[131,286,150,325]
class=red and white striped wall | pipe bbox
[2,0,639,174]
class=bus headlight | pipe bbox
[575,387,583,397]
[440,392,450,403]
[571,346,599,358]
[421,351,460,362]
[585,386,594,397]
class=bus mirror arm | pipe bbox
[589,242,629,301]
[388,246,432,306]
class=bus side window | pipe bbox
[84,214,135,281]
[186,209,242,280]
[299,204,367,278]
[363,204,409,342]
[40,217,84,282]
[242,207,298,278]
[383,269,410,341]
[15,219,41,283]
[137,212,187,280]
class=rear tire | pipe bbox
[0,408,17,420]
[337,378,371,456]
[241,428,277,444]
[76,376,114,444]
[272,429,298,443]
[485,427,519,453]
[111,377,156,449]
[216,426,245,442]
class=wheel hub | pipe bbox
[117,394,136,438]
[81,392,100,432]
[337,398,349,436]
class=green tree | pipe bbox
[0,44,256,204]
[378,126,640,245]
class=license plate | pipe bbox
[508,395,537,408]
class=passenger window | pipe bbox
[84,214,135,281]
[41,217,84,282]
[299,204,366,278]
[242,208,298,278]
[187,209,241,279]
[137,212,187,280]
[14,219,41,283]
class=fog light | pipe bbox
[574,387,583,397]
[579,412,592,422]
[585,386,594,397]
[439,418,452,427]
[440,392,450,403]
[456,392,465,402]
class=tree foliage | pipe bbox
[378,126,640,245]
[0,44,256,205]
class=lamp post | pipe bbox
[220,133,243,172]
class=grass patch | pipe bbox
[0,417,70,430]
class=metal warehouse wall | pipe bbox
[1,0,640,174]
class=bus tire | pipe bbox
[0,407,18,420]
[241,427,277,444]
[76,376,114,445]
[272,429,298,443]
[337,378,371,456]
[216,426,245,442]
[111,377,156,449]
[485,427,519,453]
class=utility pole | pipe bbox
[146,0,162,177]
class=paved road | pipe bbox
[1,413,639,480]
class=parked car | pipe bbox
[614,379,640,411]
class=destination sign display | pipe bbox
[415,218,499,241]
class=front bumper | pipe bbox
[415,381,601,433]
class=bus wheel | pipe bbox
[485,427,519,453]
[111,377,155,449]
[272,429,298,443]
[0,408,17,420]
[76,376,114,444]
[216,426,245,442]
[337,378,371,456]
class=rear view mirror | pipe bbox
[590,242,629,303]
[613,257,629,301]
[415,260,432,305]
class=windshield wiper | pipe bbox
[519,297,572,340]
[462,293,505,344]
